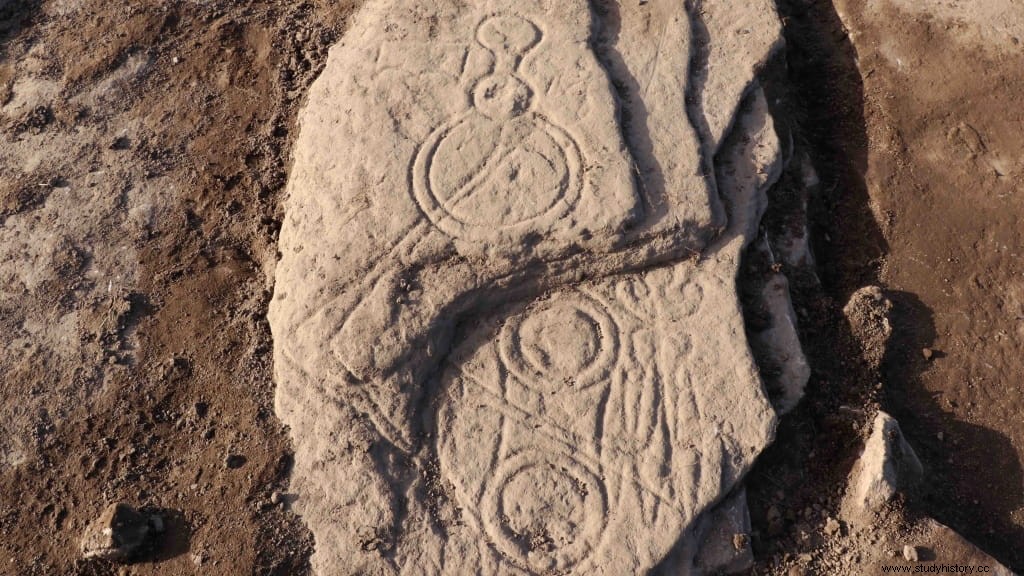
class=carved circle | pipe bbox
[411,13,584,241]
[482,450,607,572]
[413,114,583,241]
[499,292,618,391]
[615,275,654,319]
[473,75,533,119]
[476,15,541,57]
[678,282,704,318]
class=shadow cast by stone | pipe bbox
[743,0,889,562]
[744,1,1022,571]
[885,290,1024,569]
[140,507,191,563]
[0,0,39,50]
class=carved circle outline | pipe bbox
[499,291,619,392]
[481,449,608,572]
[412,113,583,241]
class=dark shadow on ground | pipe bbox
[741,0,889,565]
[0,0,39,53]
[142,507,192,562]
[742,0,1022,572]
[885,290,1024,570]
[777,2,887,297]
[655,0,888,566]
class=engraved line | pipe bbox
[452,368,687,510]
[443,142,517,212]
[278,349,410,452]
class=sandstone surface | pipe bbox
[752,272,811,414]
[269,0,787,573]
[693,489,755,575]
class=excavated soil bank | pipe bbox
[743,0,1024,572]
[837,0,1024,567]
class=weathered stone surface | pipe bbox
[269,1,786,573]
[592,0,716,237]
[843,411,924,523]
[753,272,811,414]
[274,0,711,397]
[423,85,778,575]
[700,0,784,150]
[433,254,773,572]
[80,503,152,562]
[694,489,755,575]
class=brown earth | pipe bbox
[744,0,1023,573]
[840,0,1024,567]
[1,0,1021,575]
[0,1,356,574]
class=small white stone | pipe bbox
[824,517,842,537]
[902,545,919,562]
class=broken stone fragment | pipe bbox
[901,544,919,562]
[773,153,818,269]
[842,411,923,523]
[752,271,811,414]
[694,489,755,575]
[80,503,153,562]
[824,516,842,537]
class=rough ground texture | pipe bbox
[836,0,1024,568]
[269,0,787,573]
[741,0,1024,574]
[0,1,357,573]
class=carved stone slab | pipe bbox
[268,0,785,573]
[435,252,774,573]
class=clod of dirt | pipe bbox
[842,411,923,525]
[108,135,131,150]
[80,502,153,562]
[843,285,893,369]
